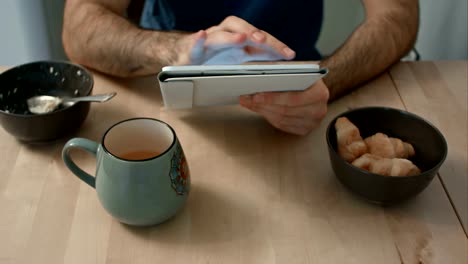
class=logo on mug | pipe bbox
[169,143,189,195]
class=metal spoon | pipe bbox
[27,92,117,114]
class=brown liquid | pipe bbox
[119,150,160,160]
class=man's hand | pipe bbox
[174,16,296,65]
[63,2,294,77]
[204,16,296,60]
[239,79,330,135]
[238,0,418,136]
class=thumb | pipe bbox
[189,30,207,65]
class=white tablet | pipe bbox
[157,64,328,109]
[159,64,325,80]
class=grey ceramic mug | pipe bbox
[62,118,190,226]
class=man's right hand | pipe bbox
[173,16,296,65]
[64,0,294,76]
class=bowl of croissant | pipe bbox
[326,106,447,205]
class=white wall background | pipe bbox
[416,0,468,59]
[317,0,468,60]
[317,0,365,56]
[0,0,51,65]
[0,0,467,65]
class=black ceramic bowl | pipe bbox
[0,61,93,142]
[326,107,447,205]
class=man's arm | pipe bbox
[63,1,294,77]
[62,0,191,77]
[239,0,419,135]
[322,0,419,100]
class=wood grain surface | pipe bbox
[0,61,466,264]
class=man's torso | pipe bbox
[140,0,324,60]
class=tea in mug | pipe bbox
[119,150,160,160]
[62,118,190,226]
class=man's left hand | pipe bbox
[239,79,330,135]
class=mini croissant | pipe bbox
[352,154,421,176]
[335,117,368,162]
[335,117,420,176]
[364,132,415,159]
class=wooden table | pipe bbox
[0,61,466,264]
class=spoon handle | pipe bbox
[64,92,117,103]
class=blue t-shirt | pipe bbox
[140,0,324,60]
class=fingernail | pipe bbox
[282,47,295,58]
[252,31,265,42]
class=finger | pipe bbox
[208,16,261,37]
[250,103,326,127]
[204,31,247,47]
[254,30,295,59]
[275,124,311,136]
[249,102,328,121]
[240,96,327,135]
[190,31,249,64]
[213,16,295,59]
[185,30,209,64]
[262,109,322,136]
[189,31,207,60]
[256,107,315,136]
[216,16,279,46]
[251,80,330,107]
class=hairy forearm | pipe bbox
[63,2,185,77]
[321,3,419,100]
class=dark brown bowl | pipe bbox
[326,107,448,205]
[0,61,93,143]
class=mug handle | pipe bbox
[62,138,98,188]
